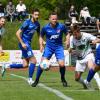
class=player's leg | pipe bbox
[27,56,37,85]
[75,71,88,89]
[32,46,53,87]
[58,60,68,87]
[1,58,28,77]
[86,53,100,89]
[1,46,29,77]
[56,46,67,87]
[75,60,87,88]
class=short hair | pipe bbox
[32,8,39,13]
[70,23,80,33]
[0,16,5,20]
[49,12,57,16]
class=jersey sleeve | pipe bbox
[62,24,68,35]
[86,33,96,41]
[20,20,29,31]
[70,36,74,49]
[40,27,46,37]
[0,28,5,36]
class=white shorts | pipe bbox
[75,53,95,72]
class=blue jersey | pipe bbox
[40,23,68,47]
[20,19,40,44]
[95,44,100,66]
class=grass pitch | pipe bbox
[0,67,100,100]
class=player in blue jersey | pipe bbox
[1,8,40,85]
[31,12,70,87]
[84,44,100,89]
[0,16,6,55]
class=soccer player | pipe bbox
[84,44,100,90]
[69,23,100,89]
[1,9,40,85]
[0,16,6,55]
[31,12,70,87]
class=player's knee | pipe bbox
[23,63,28,68]
[59,63,64,67]
[30,57,37,64]
[75,74,81,81]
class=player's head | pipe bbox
[49,12,58,27]
[70,23,81,39]
[19,0,23,5]
[0,16,6,27]
[32,8,40,21]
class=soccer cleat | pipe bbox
[27,79,34,85]
[61,79,68,87]
[31,79,39,87]
[82,82,88,89]
[1,64,6,77]
[83,80,92,90]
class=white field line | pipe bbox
[10,74,74,100]
[61,89,96,92]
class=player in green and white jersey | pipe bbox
[69,23,100,89]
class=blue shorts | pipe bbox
[42,45,64,60]
[95,45,100,66]
[19,43,34,59]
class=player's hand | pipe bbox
[21,43,27,49]
[40,45,44,52]
[65,40,70,48]
[91,40,97,45]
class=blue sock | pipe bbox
[10,64,23,68]
[29,63,36,78]
[36,65,43,81]
[87,68,96,82]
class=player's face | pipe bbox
[0,18,5,27]
[49,15,58,27]
[73,30,81,40]
[32,11,39,21]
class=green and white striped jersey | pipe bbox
[70,32,96,59]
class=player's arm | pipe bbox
[88,33,100,45]
[0,38,3,53]
[39,36,45,52]
[68,35,74,53]
[92,38,100,45]
[16,29,27,49]
[63,24,70,48]
[39,27,46,52]
[65,32,70,48]
[16,20,29,49]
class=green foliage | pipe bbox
[1,0,100,18]
[40,8,50,19]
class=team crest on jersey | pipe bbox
[56,29,61,33]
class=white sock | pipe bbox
[29,78,33,81]
[78,77,84,84]
[93,72,100,87]
[3,64,10,69]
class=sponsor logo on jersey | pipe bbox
[50,35,59,39]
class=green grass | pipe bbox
[0,68,100,100]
